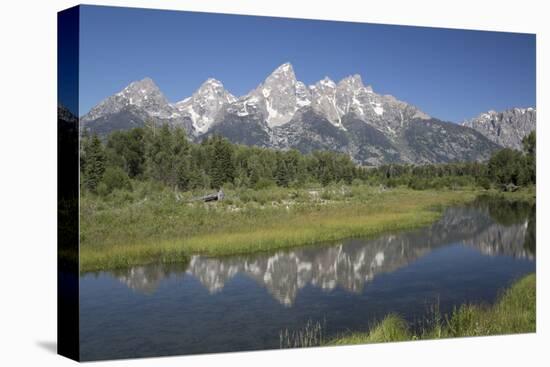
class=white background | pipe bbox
[0,0,547,365]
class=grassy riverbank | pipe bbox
[80,184,486,271]
[330,273,536,345]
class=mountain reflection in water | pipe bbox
[109,200,535,306]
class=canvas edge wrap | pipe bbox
[58,5,80,362]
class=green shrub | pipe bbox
[96,182,109,197]
[254,178,275,190]
[477,176,492,190]
[100,166,132,196]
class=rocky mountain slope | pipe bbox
[462,108,536,150]
[82,63,534,165]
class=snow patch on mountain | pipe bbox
[81,62,524,166]
[175,78,236,134]
[82,63,431,137]
[462,107,536,149]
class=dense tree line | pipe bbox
[80,123,357,194]
[80,124,535,195]
[356,131,535,190]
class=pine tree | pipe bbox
[83,135,106,192]
[145,124,176,185]
[275,155,290,187]
[210,136,235,189]
[172,127,192,190]
[522,131,536,184]
[105,128,146,178]
[247,155,262,186]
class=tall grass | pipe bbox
[330,315,412,345]
[441,273,536,337]
[280,319,326,348]
[329,273,535,346]
[80,185,480,271]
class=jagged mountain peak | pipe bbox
[317,76,337,89]
[339,74,363,88]
[131,76,155,87]
[470,107,536,122]
[337,75,374,95]
[196,78,233,95]
[271,62,295,75]
[237,62,302,127]
[261,63,297,88]
[121,76,150,89]
[181,77,235,101]
[203,77,223,85]
[117,77,162,97]
[465,107,536,124]
[463,107,536,150]
[81,68,530,166]
[176,78,236,134]
[82,77,174,123]
[308,77,343,128]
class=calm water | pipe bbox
[80,197,535,361]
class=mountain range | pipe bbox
[81,63,536,165]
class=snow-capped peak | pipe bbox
[318,76,336,88]
[309,77,344,128]
[271,62,295,77]
[243,62,304,127]
[176,78,236,134]
[116,77,164,103]
[335,74,385,118]
[339,74,364,90]
[262,63,297,89]
[295,81,312,108]
[82,77,174,123]
[83,68,430,137]
[202,77,223,87]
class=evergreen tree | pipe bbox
[105,128,146,178]
[82,125,535,194]
[522,131,536,184]
[275,154,290,187]
[146,124,176,185]
[172,127,192,190]
[487,148,524,187]
[83,134,106,192]
[80,129,91,173]
[98,166,132,196]
[209,135,235,188]
[247,155,262,187]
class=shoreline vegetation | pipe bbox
[279,273,535,348]
[330,273,536,344]
[79,186,534,272]
[78,125,535,272]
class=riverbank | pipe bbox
[329,273,535,345]
[79,185,532,271]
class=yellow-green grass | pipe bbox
[80,187,480,272]
[330,273,536,345]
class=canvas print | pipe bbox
[58,5,536,362]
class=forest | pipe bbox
[80,122,536,197]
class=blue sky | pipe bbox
[79,5,536,122]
